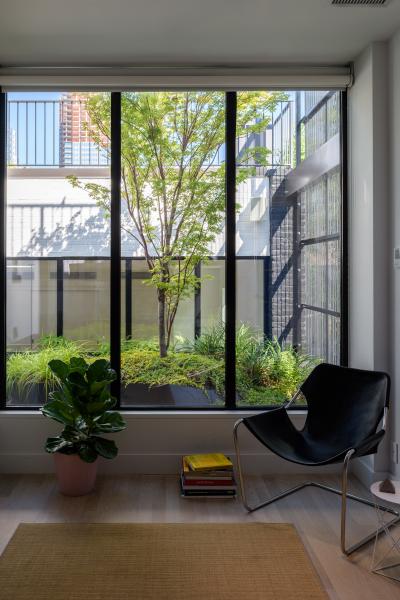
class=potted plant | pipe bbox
[41,357,126,496]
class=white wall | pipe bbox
[389,29,400,478]
[0,410,341,475]
[348,42,390,481]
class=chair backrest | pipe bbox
[300,363,390,446]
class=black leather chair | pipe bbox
[233,363,400,555]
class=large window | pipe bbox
[1,89,346,409]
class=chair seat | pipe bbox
[243,407,353,466]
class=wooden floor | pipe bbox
[0,474,399,599]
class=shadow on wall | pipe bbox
[17,207,142,257]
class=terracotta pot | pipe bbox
[53,453,98,496]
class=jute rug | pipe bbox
[0,523,327,599]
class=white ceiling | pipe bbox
[1,0,400,66]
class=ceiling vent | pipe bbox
[332,0,388,5]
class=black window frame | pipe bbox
[0,89,348,412]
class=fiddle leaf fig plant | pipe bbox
[41,357,126,463]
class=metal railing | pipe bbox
[7,98,295,169]
[7,99,110,167]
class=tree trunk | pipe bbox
[158,290,168,358]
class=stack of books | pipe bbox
[180,453,237,499]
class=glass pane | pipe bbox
[301,178,327,240]
[327,240,340,313]
[7,260,57,351]
[301,308,326,359]
[302,244,327,308]
[131,260,158,341]
[236,90,342,408]
[327,168,341,236]
[200,261,225,331]
[63,260,110,347]
[328,315,341,364]
[120,91,226,407]
[6,91,111,406]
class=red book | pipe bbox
[182,478,235,486]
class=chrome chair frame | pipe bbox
[233,402,400,556]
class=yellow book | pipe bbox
[184,453,233,472]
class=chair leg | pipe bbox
[233,418,313,511]
[341,449,354,555]
[233,419,400,556]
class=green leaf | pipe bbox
[78,444,98,463]
[45,436,71,454]
[92,411,126,433]
[97,388,116,405]
[61,425,87,443]
[87,359,116,383]
[67,371,87,389]
[48,359,70,380]
[75,416,89,431]
[86,399,113,414]
[89,381,109,396]
[41,400,76,425]
[48,389,70,404]
[93,436,118,459]
[69,357,88,372]
[69,396,88,414]
[53,384,75,404]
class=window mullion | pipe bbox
[110,92,122,404]
[225,91,237,410]
[340,90,348,367]
[0,92,6,410]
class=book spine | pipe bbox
[182,478,235,486]
[181,490,236,496]
[182,485,236,492]
[182,471,234,481]
[187,464,232,472]
[181,495,236,500]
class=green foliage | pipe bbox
[8,327,317,410]
[7,337,84,397]
[189,322,225,358]
[188,323,318,402]
[121,349,224,395]
[239,387,288,406]
[68,91,287,355]
[41,357,126,463]
[98,338,160,355]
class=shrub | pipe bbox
[7,337,84,397]
[187,323,318,402]
[121,349,224,394]
[189,322,225,358]
[97,338,160,355]
[7,328,317,407]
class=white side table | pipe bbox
[370,480,400,583]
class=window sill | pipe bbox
[0,409,308,419]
